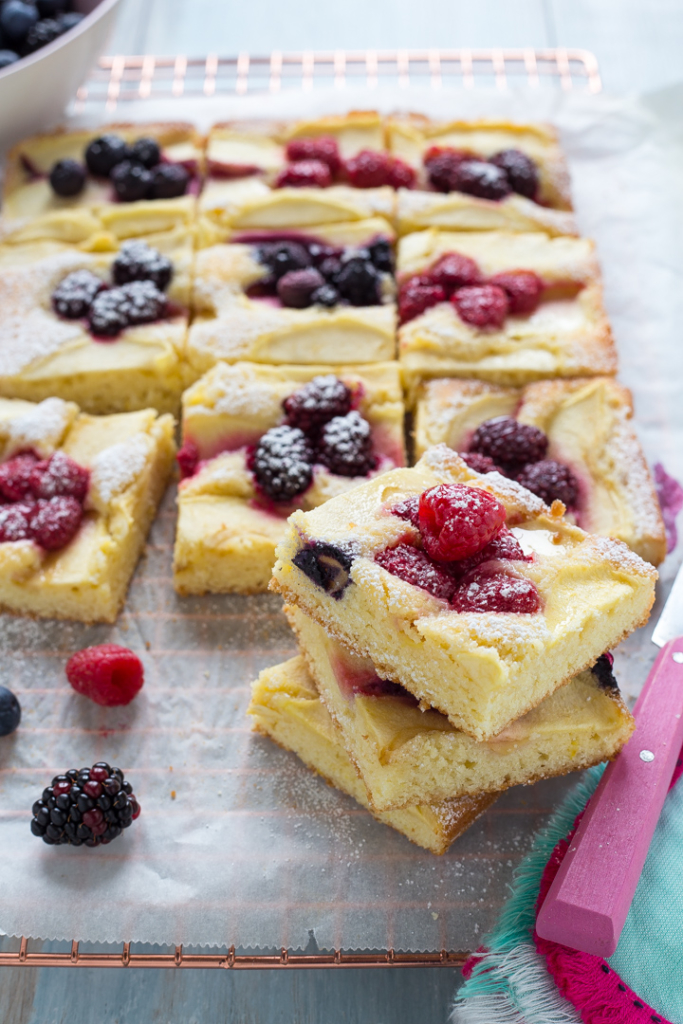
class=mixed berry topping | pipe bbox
[292,541,354,599]
[249,425,314,503]
[344,149,416,190]
[0,450,89,551]
[285,136,342,173]
[460,452,498,475]
[379,483,540,614]
[51,241,172,339]
[46,131,190,201]
[318,411,376,477]
[398,250,544,326]
[253,235,392,310]
[275,159,332,189]
[283,374,352,435]
[516,459,579,508]
[30,763,140,847]
[0,686,21,737]
[66,644,144,706]
[424,146,539,203]
[0,1,83,69]
[272,138,415,191]
[591,652,618,692]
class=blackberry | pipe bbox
[591,652,619,692]
[85,133,129,177]
[368,238,394,273]
[88,281,166,336]
[110,160,152,202]
[335,254,380,306]
[460,451,499,475]
[52,270,105,318]
[255,241,311,281]
[129,137,161,169]
[490,149,539,200]
[148,163,190,200]
[276,267,324,308]
[318,255,342,282]
[455,160,511,201]
[88,288,129,336]
[283,375,352,436]
[469,417,548,476]
[0,685,21,737]
[22,17,61,54]
[516,459,579,509]
[311,284,339,307]
[30,763,140,847]
[425,149,470,193]
[292,541,354,599]
[112,240,173,291]
[249,425,314,502]
[48,158,86,197]
[317,411,375,477]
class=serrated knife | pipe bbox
[535,563,683,957]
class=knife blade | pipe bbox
[535,561,683,958]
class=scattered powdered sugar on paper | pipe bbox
[88,433,151,508]
[3,397,75,457]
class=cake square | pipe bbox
[387,116,576,236]
[287,604,634,811]
[200,112,396,231]
[397,229,616,397]
[270,445,657,741]
[248,654,498,854]
[0,228,192,415]
[0,396,175,623]
[414,377,666,566]
[1,123,201,247]
[173,361,406,595]
[186,219,397,379]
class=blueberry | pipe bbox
[147,163,189,199]
[0,49,19,69]
[276,267,324,309]
[85,133,129,177]
[292,542,354,598]
[37,0,67,15]
[0,2,38,44]
[48,158,86,197]
[368,238,394,273]
[129,137,161,169]
[0,686,20,736]
[311,284,339,307]
[22,16,61,54]
[256,241,311,281]
[110,160,152,202]
[335,255,380,306]
[57,11,83,31]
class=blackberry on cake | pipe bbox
[85,133,130,177]
[148,163,190,199]
[52,269,105,319]
[250,425,314,502]
[48,159,86,197]
[469,416,548,475]
[283,375,352,435]
[317,410,375,476]
[129,137,161,169]
[490,149,539,199]
[112,241,173,291]
[111,160,153,202]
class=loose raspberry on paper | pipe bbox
[418,483,507,562]
[66,644,145,707]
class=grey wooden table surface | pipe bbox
[2,2,682,1021]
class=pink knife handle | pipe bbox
[535,637,683,957]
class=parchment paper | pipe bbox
[1,82,683,952]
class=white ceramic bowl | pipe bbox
[0,0,123,153]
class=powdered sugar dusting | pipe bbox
[3,397,75,458]
[88,433,151,509]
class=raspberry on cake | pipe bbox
[396,229,616,399]
[386,115,577,236]
[248,655,498,854]
[287,606,635,811]
[200,112,397,231]
[173,361,405,595]
[270,444,657,742]
[1,123,201,247]
[414,377,666,565]
[0,230,192,415]
[186,220,396,379]
[0,395,175,623]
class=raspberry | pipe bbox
[66,644,144,706]
[452,567,541,614]
[148,163,190,200]
[418,483,506,562]
[30,496,82,550]
[317,411,376,477]
[398,278,446,325]
[277,267,325,308]
[453,526,531,578]
[0,686,21,736]
[250,425,314,502]
[283,375,352,436]
[516,459,579,508]
[391,495,420,528]
[428,253,482,295]
[460,452,499,475]
[375,544,458,602]
[29,451,89,502]
[489,271,544,315]
[453,284,509,329]
[334,254,381,306]
[30,762,140,847]
[455,160,511,201]
[275,160,332,188]
[0,502,34,542]
[285,136,341,173]
[0,451,39,501]
[388,158,416,189]
[112,240,173,291]
[344,150,397,189]
[177,438,200,479]
[424,148,471,192]
[256,241,311,280]
[469,417,548,476]
[490,149,539,200]
[52,270,106,319]
[591,652,618,692]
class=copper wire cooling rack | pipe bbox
[1,47,601,972]
[72,47,602,115]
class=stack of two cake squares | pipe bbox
[249,445,658,854]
